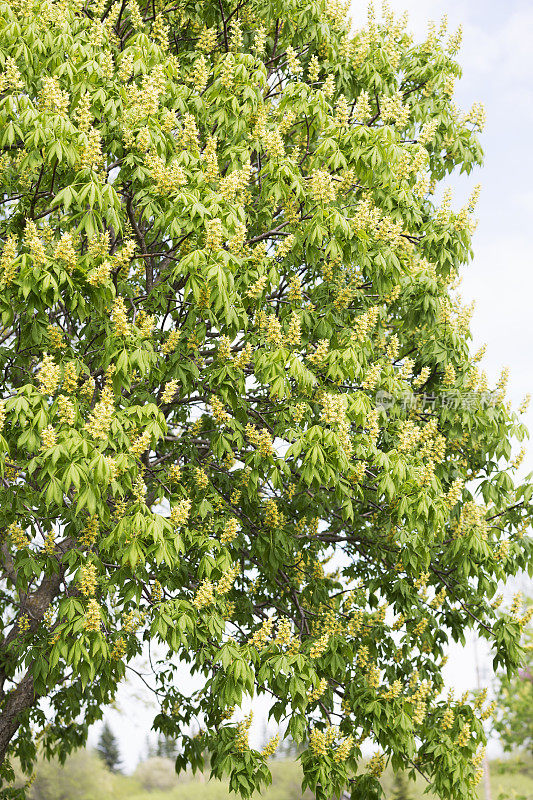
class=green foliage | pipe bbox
[494,599,533,757]
[14,752,533,800]
[0,0,531,798]
[18,750,113,800]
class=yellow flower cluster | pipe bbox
[79,516,99,548]
[276,234,295,260]
[335,94,350,126]
[351,306,379,343]
[310,631,330,659]
[129,430,150,458]
[334,735,354,763]
[430,587,447,609]
[518,394,531,414]
[110,636,127,660]
[151,580,163,603]
[198,26,217,51]
[285,45,303,77]
[47,325,65,350]
[456,722,471,747]
[168,464,181,483]
[17,613,30,634]
[445,478,464,508]
[84,384,114,441]
[84,598,102,631]
[145,151,187,195]
[132,475,147,503]
[235,712,253,753]
[87,260,112,286]
[367,752,386,778]
[56,395,75,426]
[220,165,252,203]
[366,408,380,447]
[39,75,69,116]
[248,617,274,650]
[41,425,57,451]
[411,679,433,724]
[123,608,146,633]
[273,617,292,648]
[170,498,191,527]
[413,366,431,388]
[308,728,328,757]
[210,396,230,424]
[441,706,454,730]
[80,128,103,171]
[197,135,218,183]
[287,312,301,346]
[78,562,98,596]
[381,679,402,700]
[195,467,208,489]
[362,362,381,391]
[308,677,327,703]
[217,564,239,595]
[246,423,275,458]
[38,353,61,395]
[452,501,488,540]
[162,330,180,355]
[161,380,179,404]
[262,128,285,159]
[53,231,77,272]
[0,57,24,92]
[221,517,239,544]
[308,339,329,365]
[0,234,18,286]
[262,734,279,759]
[192,579,214,610]
[205,217,224,250]
[8,522,29,550]
[311,170,337,203]
[264,499,284,529]
[112,296,131,336]
[228,222,247,254]
[88,231,110,258]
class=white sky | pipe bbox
[90,0,533,771]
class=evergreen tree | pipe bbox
[391,770,413,800]
[96,722,121,773]
[156,733,178,759]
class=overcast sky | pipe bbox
[94,0,533,770]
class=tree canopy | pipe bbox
[0,0,531,798]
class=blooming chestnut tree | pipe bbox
[0,0,531,798]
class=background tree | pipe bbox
[95,722,121,773]
[155,733,178,760]
[493,597,533,758]
[391,770,413,800]
[0,1,531,799]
